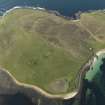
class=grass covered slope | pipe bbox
[0,8,105,94]
[80,11,105,51]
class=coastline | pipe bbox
[1,6,72,20]
[0,6,105,101]
[0,7,96,100]
[0,68,77,99]
[96,49,105,56]
[2,6,105,21]
[0,56,93,100]
[91,49,105,65]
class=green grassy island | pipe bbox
[0,8,105,94]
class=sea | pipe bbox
[0,0,105,16]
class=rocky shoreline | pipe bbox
[0,50,104,104]
[2,6,105,21]
[0,55,93,105]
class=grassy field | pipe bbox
[0,8,105,94]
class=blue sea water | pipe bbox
[0,0,105,16]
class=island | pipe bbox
[0,8,105,105]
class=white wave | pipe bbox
[2,6,46,17]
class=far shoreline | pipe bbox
[2,6,105,21]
